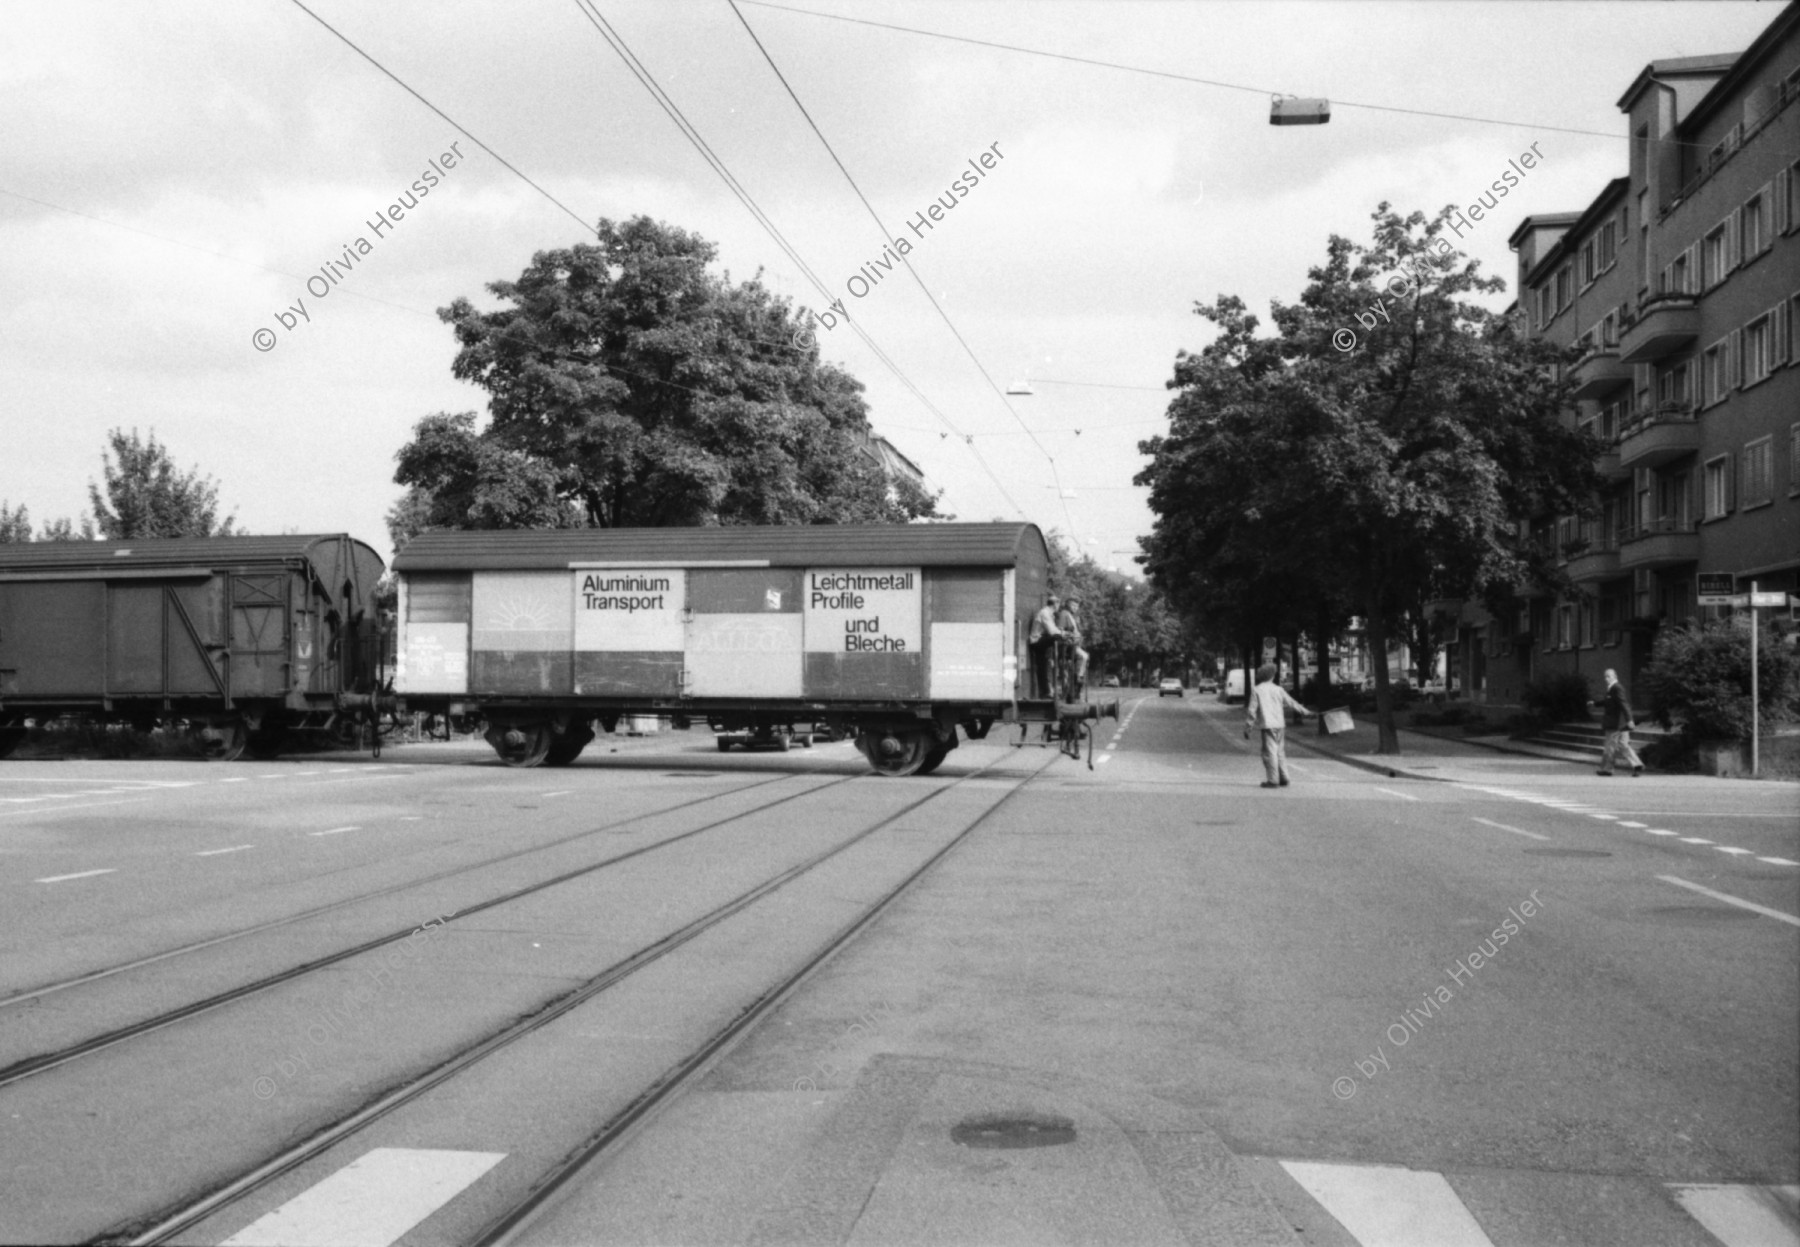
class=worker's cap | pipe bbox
[1046,593,1060,602]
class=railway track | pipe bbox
[0,771,848,1091]
[94,750,1052,1245]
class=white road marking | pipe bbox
[1096,755,1111,764]
[308,826,361,837]
[1646,829,1680,836]
[1669,1183,1800,1247]
[292,771,321,777]
[1375,787,1419,802]
[542,790,571,798]
[328,767,356,773]
[221,1147,506,1247]
[1759,857,1800,866]
[1472,817,1550,841]
[1589,814,1619,821]
[1658,877,1800,928]
[256,774,284,780]
[35,869,117,884]
[196,845,254,857]
[220,777,249,783]
[1618,821,1648,828]
[1279,1160,1497,1246]
[1715,847,1754,856]
[1679,837,1714,845]
[0,798,149,819]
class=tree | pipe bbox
[87,428,237,539]
[397,215,940,537]
[1138,204,1599,752]
[1644,621,1798,743]
[0,502,29,544]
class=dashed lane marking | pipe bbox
[1279,1160,1497,1246]
[35,869,116,884]
[1679,837,1714,845]
[1715,846,1755,856]
[1761,856,1800,866]
[1375,787,1420,802]
[196,845,255,857]
[1658,876,1800,928]
[0,799,150,819]
[1670,1184,1800,1247]
[220,1147,507,1247]
[308,826,361,837]
[542,790,571,798]
[1646,829,1680,836]
[1588,814,1619,821]
[1618,820,1647,827]
[1459,785,1792,866]
[1471,817,1551,841]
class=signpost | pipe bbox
[1696,572,1736,607]
[1695,575,1794,775]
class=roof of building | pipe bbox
[0,534,385,602]
[1676,2,1800,133]
[391,523,1048,572]
[1515,181,1630,287]
[1507,212,1582,251]
[1616,52,1743,112]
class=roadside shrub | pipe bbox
[1521,673,1593,725]
[1642,621,1798,743]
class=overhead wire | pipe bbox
[726,0,1080,543]
[568,0,1023,520]
[735,0,1699,148]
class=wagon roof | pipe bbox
[0,535,385,604]
[392,523,1047,571]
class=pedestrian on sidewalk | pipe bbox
[1594,668,1643,777]
[1245,663,1313,788]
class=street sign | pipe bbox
[1750,591,1790,608]
[1698,594,1736,606]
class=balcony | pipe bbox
[1569,346,1633,400]
[1565,534,1621,583]
[1618,516,1698,571]
[1594,446,1627,480]
[1618,402,1699,470]
[1619,293,1699,364]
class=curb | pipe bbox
[1285,733,1449,783]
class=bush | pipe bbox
[1643,621,1798,743]
[1521,673,1593,725]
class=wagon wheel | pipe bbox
[195,719,249,763]
[544,725,594,767]
[857,729,929,777]
[486,723,553,768]
[915,743,952,776]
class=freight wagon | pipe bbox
[0,535,386,761]
[391,522,1108,774]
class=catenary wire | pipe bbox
[727,0,1078,541]
[736,0,1687,146]
[567,0,1027,519]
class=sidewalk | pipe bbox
[1285,715,1589,781]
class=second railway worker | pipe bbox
[1056,594,1089,698]
[1028,592,1063,699]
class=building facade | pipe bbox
[1453,9,1799,706]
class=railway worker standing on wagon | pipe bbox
[1056,595,1089,698]
[1245,663,1311,788]
[1028,593,1064,699]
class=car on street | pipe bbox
[1194,677,1218,694]
[1158,678,1184,698]
[1101,675,1120,688]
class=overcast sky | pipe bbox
[1,0,1782,569]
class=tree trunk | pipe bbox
[1364,599,1401,754]
[1314,601,1334,733]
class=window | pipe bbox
[1791,423,1800,495]
[1557,604,1574,650]
[1659,362,1690,408]
[1742,437,1774,507]
[1599,397,1627,442]
[1744,315,1772,386]
[1702,226,1728,287]
[1701,342,1728,406]
[1742,193,1766,257]
[1667,250,1691,295]
[1580,601,1597,648]
[1534,286,1550,329]
[1599,220,1617,271]
[1600,307,1620,347]
[1556,265,1573,311]
[1786,161,1800,235]
[1659,469,1692,528]
[1579,238,1598,287]
[1704,455,1733,519]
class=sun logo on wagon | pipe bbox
[485,591,557,632]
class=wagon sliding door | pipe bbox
[0,581,107,697]
[686,569,803,698]
[107,577,228,699]
[927,569,1008,700]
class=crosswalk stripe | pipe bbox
[1669,1183,1800,1247]
[221,1148,505,1247]
[1279,1161,1496,1246]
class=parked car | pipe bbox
[1194,677,1218,694]
[1221,669,1247,703]
[1158,677,1184,698]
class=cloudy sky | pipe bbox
[1,0,1782,568]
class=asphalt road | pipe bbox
[1,697,1794,1246]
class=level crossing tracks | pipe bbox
[0,754,1052,1244]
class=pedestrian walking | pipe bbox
[1245,663,1312,787]
[1593,668,1643,777]
[1027,593,1063,699]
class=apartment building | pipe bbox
[1450,6,1799,706]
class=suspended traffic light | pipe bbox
[1270,96,1330,126]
